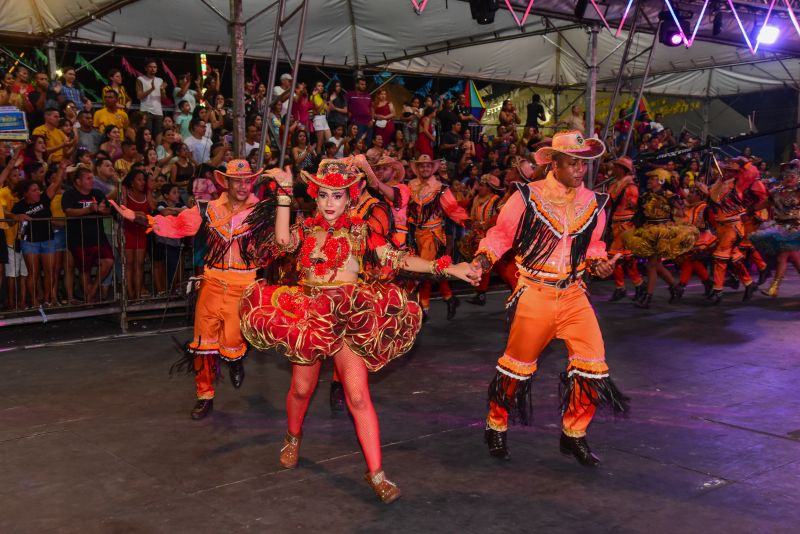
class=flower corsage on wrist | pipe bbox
[430,255,452,278]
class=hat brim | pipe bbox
[612,161,634,174]
[533,139,605,165]
[300,169,362,190]
[213,169,262,190]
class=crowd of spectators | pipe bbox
[0,59,774,312]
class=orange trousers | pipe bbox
[415,226,452,309]
[189,271,253,400]
[612,258,642,289]
[741,218,768,271]
[487,279,624,438]
[678,255,710,285]
[712,221,751,290]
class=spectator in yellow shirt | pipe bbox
[31,108,67,163]
[93,90,130,140]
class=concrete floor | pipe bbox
[1,278,799,533]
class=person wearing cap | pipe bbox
[110,160,278,420]
[749,167,800,297]
[471,130,627,466]
[407,154,471,320]
[461,174,512,306]
[622,169,698,308]
[274,73,293,118]
[607,156,644,302]
[707,159,765,303]
[239,158,478,503]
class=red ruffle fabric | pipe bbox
[240,281,422,371]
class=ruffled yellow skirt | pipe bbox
[622,223,699,259]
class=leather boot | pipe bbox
[702,279,714,298]
[445,295,459,320]
[365,470,402,504]
[633,284,646,301]
[466,292,486,306]
[485,426,510,460]
[609,287,627,302]
[634,293,652,309]
[329,380,345,413]
[228,360,245,389]
[742,283,758,302]
[708,289,723,304]
[757,268,771,286]
[559,432,600,467]
[280,432,302,469]
[668,284,684,303]
[724,273,740,290]
[190,399,213,420]
[761,276,783,298]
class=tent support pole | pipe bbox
[622,21,660,157]
[585,25,599,188]
[277,0,309,167]
[600,0,641,143]
[230,0,245,156]
[45,41,57,79]
[257,0,287,170]
[701,70,713,144]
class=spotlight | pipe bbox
[469,0,498,25]
[757,24,780,45]
[658,9,692,47]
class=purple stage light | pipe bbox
[669,33,683,46]
[757,25,780,46]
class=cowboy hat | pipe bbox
[374,155,406,182]
[479,173,504,192]
[533,130,605,165]
[409,154,441,177]
[213,159,263,190]
[612,156,635,174]
[300,158,362,190]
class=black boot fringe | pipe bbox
[488,371,533,426]
[169,338,222,382]
[559,372,630,416]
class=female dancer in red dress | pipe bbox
[415,106,435,158]
[239,159,478,503]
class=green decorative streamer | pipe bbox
[34,48,49,65]
[78,82,100,102]
[75,52,109,85]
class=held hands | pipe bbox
[592,253,622,279]
[447,262,482,286]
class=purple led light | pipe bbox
[669,33,683,45]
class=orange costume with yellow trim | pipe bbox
[407,177,469,310]
[152,192,271,400]
[474,172,627,439]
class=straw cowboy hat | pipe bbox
[213,159,263,190]
[409,154,441,177]
[374,155,406,182]
[612,156,635,174]
[533,130,605,165]
[646,168,672,184]
[479,173,504,193]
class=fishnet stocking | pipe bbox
[286,361,321,436]
[333,345,382,473]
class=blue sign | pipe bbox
[0,106,28,140]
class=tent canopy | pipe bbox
[2,0,800,97]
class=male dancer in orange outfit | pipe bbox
[111,160,276,419]
[472,132,627,466]
[407,155,470,320]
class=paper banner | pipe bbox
[120,57,143,78]
[161,60,178,86]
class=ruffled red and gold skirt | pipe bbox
[239,281,422,371]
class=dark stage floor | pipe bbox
[1,279,799,533]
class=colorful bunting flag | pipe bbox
[464,80,486,121]
[75,52,109,85]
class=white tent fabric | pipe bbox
[3,0,800,97]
